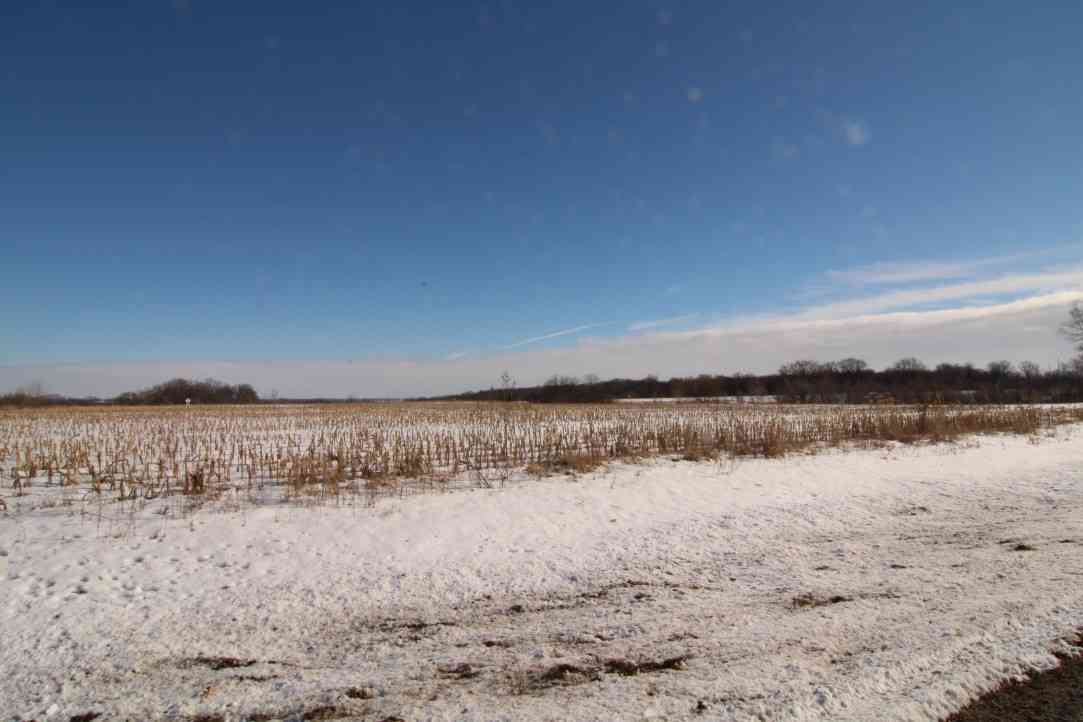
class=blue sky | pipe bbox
[3,1,1083,395]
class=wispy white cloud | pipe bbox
[816,109,870,147]
[800,267,1083,320]
[7,253,1083,398]
[772,138,800,160]
[628,314,698,332]
[827,260,988,286]
[8,291,1079,398]
[841,119,869,146]
[662,290,1083,341]
[499,323,608,350]
[825,252,1044,286]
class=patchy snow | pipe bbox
[2,427,1083,721]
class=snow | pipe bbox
[2,426,1083,721]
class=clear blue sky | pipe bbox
[3,1,1083,394]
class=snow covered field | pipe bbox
[3,423,1083,721]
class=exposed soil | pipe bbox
[182,655,261,670]
[943,637,1083,722]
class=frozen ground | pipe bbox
[2,427,1082,721]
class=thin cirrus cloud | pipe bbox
[841,119,869,146]
[827,260,994,286]
[498,322,610,350]
[659,290,1083,342]
[628,314,699,332]
[824,251,1050,287]
[7,290,1079,399]
[816,110,870,148]
[799,267,1083,321]
[4,257,1083,398]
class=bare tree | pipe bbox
[498,370,516,401]
[1018,361,1041,380]
[1061,303,1083,351]
[987,360,1014,377]
[835,358,868,374]
[13,381,48,399]
[583,373,601,385]
[891,357,927,372]
[779,360,823,376]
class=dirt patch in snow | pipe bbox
[793,592,853,608]
[942,635,1083,722]
[604,654,691,675]
[438,662,484,679]
[791,590,901,609]
[188,704,349,722]
[181,655,263,671]
[517,653,692,692]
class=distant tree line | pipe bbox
[5,304,1083,407]
[766,357,1082,404]
[0,382,73,407]
[114,378,259,405]
[0,378,260,407]
[439,305,1083,404]
[436,358,1083,405]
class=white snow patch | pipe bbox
[2,427,1082,720]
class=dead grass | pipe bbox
[526,452,607,477]
[509,652,693,695]
[2,402,1081,511]
[604,655,691,675]
[792,592,853,609]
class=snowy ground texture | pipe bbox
[3,427,1083,722]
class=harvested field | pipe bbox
[2,404,1082,720]
[3,402,1081,510]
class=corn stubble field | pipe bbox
[4,401,1082,512]
[4,401,1083,721]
